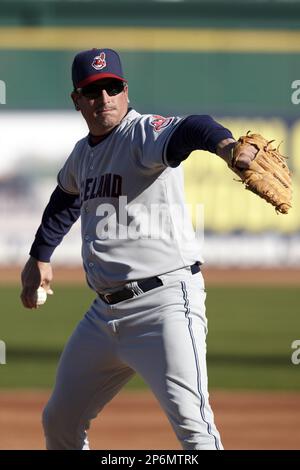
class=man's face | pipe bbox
[72,78,129,136]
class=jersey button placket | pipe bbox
[90,152,94,171]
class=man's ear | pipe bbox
[124,84,130,104]
[71,91,80,111]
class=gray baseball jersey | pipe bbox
[57,109,203,292]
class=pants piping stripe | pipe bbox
[181,280,220,450]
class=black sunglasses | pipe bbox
[76,80,125,99]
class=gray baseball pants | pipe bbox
[42,267,223,450]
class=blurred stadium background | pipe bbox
[0,0,300,450]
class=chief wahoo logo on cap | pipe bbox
[92,52,107,71]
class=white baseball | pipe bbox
[36,286,47,306]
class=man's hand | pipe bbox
[20,257,54,309]
[223,133,292,214]
[217,138,257,169]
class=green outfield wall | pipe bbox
[0,49,299,117]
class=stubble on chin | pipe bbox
[89,112,119,135]
[96,114,117,130]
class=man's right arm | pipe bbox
[30,185,81,262]
[20,185,81,308]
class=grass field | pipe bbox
[0,284,299,390]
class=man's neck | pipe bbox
[88,130,114,146]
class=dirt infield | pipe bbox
[0,390,299,450]
[2,266,300,285]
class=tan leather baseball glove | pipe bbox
[230,132,292,214]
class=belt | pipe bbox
[98,262,201,305]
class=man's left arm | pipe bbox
[166,115,256,169]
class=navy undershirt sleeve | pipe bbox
[166,115,234,167]
[29,185,81,262]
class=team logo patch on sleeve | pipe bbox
[150,115,173,132]
[92,52,107,70]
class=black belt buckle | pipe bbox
[102,292,112,304]
[101,288,134,305]
[100,276,162,305]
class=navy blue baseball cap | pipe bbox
[72,48,126,89]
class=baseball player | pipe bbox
[20,49,256,450]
